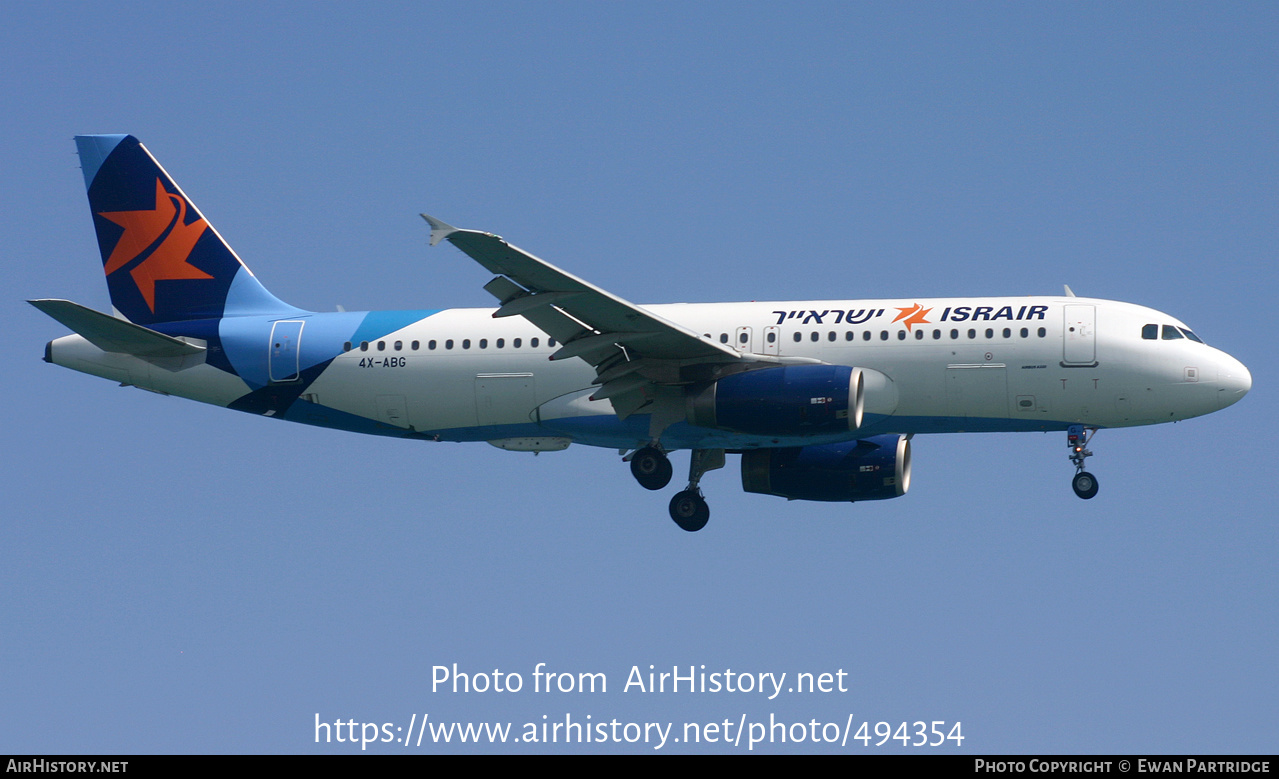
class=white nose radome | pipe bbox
[1217,354,1252,410]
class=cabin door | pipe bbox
[268,320,304,382]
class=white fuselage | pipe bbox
[48,295,1251,452]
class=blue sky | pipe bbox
[2,2,1274,753]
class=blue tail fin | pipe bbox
[75,134,301,325]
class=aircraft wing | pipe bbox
[424,214,777,420]
[422,214,739,362]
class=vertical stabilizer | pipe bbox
[75,135,302,325]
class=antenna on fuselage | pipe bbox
[1063,285,1077,297]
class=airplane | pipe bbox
[31,134,1252,531]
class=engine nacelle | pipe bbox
[740,434,911,502]
[687,365,864,436]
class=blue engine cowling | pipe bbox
[740,434,911,502]
[686,365,864,436]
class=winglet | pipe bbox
[420,213,459,246]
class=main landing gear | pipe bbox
[629,446,673,491]
[669,490,709,533]
[625,446,723,532]
[1067,424,1099,500]
[669,449,724,532]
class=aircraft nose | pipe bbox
[1217,353,1251,409]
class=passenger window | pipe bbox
[828,331,836,342]
[1002,328,1010,339]
[513,338,521,348]
[1142,324,1158,340]
[844,331,853,341]
[793,332,802,343]
[411,340,419,350]
[1037,327,1046,337]
[429,340,437,350]
[1020,328,1028,338]
[950,329,959,340]
[531,337,539,348]
[862,331,871,341]
[445,339,454,350]
[932,330,941,340]
[548,338,556,347]
[880,331,889,341]
[720,333,728,343]
[767,332,777,343]
[811,332,819,342]
[915,330,924,340]
[496,338,504,348]
[897,330,906,340]
[742,333,750,344]
[479,339,487,349]
[967,329,976,339]
[1162,325,1183,340]
[377,341,386,351]
[985,328,993,339]
[360,341,369,351]
[462,339,471,349]
[394,341,402,351]
[343,341,351,352]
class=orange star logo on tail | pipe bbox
[892,303,933,331]
[98,178,213,312]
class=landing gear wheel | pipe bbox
[669,490,710,532]
[1066,426,1099,500]
[1072,471,1099,500]
[630,447,672,491]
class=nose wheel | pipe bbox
[1071,470,1099,499]
[1067,425,1099,500]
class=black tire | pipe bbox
[630,447,672,491]
[669,490,710,532]
[1072,471,1099,500]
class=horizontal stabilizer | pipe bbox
[29,299,206,359]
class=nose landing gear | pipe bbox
[1067,424,1099,499]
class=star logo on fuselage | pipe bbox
[892,303,933,331]
[98,178,212,312]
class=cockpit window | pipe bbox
[1179,327,1204,344]
[1146,323,1205,343]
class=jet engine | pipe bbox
[740,434,911,502]
[686,365,865,436]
